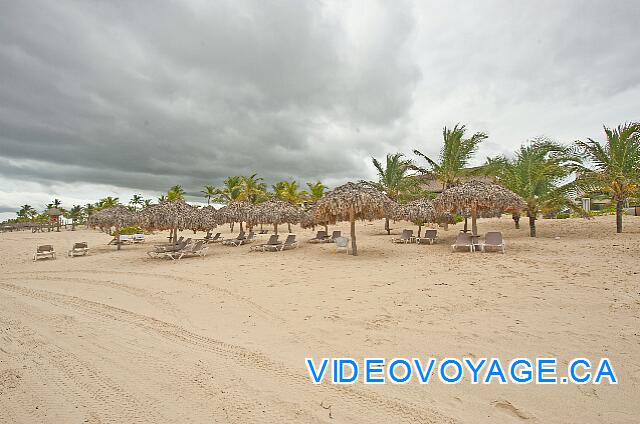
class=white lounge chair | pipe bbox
[481,231,505,253]
[451,232,474,252]
[132,234,145,243]
[391,229,413,244]
[334,237,349,254]
[416,229,438,245]
[68,242,89,257]
[34,245,56,261]
[165,241,209,260]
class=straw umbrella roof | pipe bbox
[138,200,198,231]
[218,201,255,224]
[300,205,331,229]
[314,182,396,256]
[390,199,436,223]
[435,180,525,234]
[314,182,396,224]
[435,180,526,214]
[88,205,138,228]
[250,199,303,225]
[192,206,220,231]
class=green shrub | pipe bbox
[114,226,145,235]
[453,215,465,223]
[555,213,570,219]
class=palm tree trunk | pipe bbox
[385,217,390,235]
[512,213,520,229]
[528,215,536,237]
[616,200,623,233]
[350,209,357,256]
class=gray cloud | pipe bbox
[1,0,639,218]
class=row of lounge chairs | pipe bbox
[33,242,90,261]
[451,231,505,253]
[309,230,342,243]
[391,229,438,245]
[250,234,299,252]
[147,238,209,260]
[108,234,146,245]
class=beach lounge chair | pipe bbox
[250,234,281,252]
[33,245,56,261]
[165,241,208,260]
[391,229,413,244]
[223,231,246,246]
[147,238,191,257]
[227,231,254,247]
[451,232,474,252]
[265,234,298,251]
[132,234,145,243]
[334,237,349,254]
[480,231,505,253]
[204,232,222,243]
[309,230,329,243]
[416,229,438,245]
[68,242,89,257]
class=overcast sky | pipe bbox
[1,0,639,220]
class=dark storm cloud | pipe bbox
[0,0,419,195]
[1,0,639,217]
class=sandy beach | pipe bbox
[0,215,638,423]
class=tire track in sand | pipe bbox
[0,282,456,424]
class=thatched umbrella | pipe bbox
[250,199,303,234]
[314,182,396,256]
[88,205,138,250]
[218,201,255,232]
[390,199,437,237]
[138,200,198,242]
[435,180,526,235]
[195,206,220,232]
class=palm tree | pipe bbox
[65,205,84,230]
[372,153,414,234]
[143,199,153,208]
[214,176,243,204]
[51,198,62,208]
[413,124,488,190]
[17,204,37,221]
[97,197,120,209]
[239,174,267,204]
[129,194,144,210]
[576,123,640,233]
[306,181,326,203]
[83,203,96,218]
[201,185,217,205]
[484,139,582,237]
[167,185,186,201]
[157,194,167,203]
[273,180,307,232]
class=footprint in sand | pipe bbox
[491,399,535,421]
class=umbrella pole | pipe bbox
[418,224,422,237]
[274,223,278,235]
[464,217,468,233]
[116,226,121,250]
[324,224,328,234]
[349,208,357,256]
[471,205,478,235]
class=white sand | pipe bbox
[0,215,638,423]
